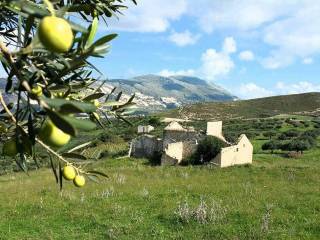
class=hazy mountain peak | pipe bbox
[107,74,237,112]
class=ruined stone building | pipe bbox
[137,125,154,134]
[211,134,253,167]
[130,121,253,168]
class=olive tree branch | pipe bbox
[0,92,74,167]
[0,40,49,109]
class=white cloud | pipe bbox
[276,81,320,94]
[107,0,187,32]
[168,30,201,47]
[159,37,236,81]
[261,50,294,69]
[200,48,234,81]
[187,0,298,34]
[239,50,254,61]
[222,37,237,54]
[110,1,320,69]
[260,3,320,68]
[236,81,320,99]
[158,69,195,77]
[302,58,313,64]
[238,83,274,99]
[189,1,320,68]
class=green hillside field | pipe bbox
[0,114,319,239]
[160,92,320,120]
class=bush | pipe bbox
[278,129,300,140]
[301,129,319,139]
[148,117,161,126]
[263,131,277,140]
[302,121,310,127]
[298,136,317,148]
[224,132,239,144]
[262,140,282,153]
[149,151,162,166]
[245,131,259,139]
[286,151,302,158]
[192,136,227,164]
[281,140,311,153]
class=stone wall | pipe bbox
[212,134,253,167]
[206,121,226,142]
[131,135,163,158]
[137,125,154,134]
[163,130,199,150]
[161,141,198,165]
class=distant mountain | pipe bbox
[160,92,320,120]
[0,79,15,104]
[0,75,237,113]
[106,75,237,112]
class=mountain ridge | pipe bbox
[106,74,237,111]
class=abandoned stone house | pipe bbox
[130,121,253,168]
[137,125,154,134]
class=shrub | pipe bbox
[192,136,227,164]
[262,140,282,153]
[149,151,162,166]
[281,140,311,153]
[302,121,310,127]
[278,129,300,140]
[292,121,303,128]
[245,131,259,139]
[301,129,319,138]
[148,116,161,126]
[174,198,227,225]
[224,132,239,144]
[263,131,277,140]
[286,151,302,158]
[298,136,317,148]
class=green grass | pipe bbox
[1,115,320,239]
[0,148,319,239]
[160,92,320,120]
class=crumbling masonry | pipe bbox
[130,121,253,167]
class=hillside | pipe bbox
[107,75,237,111]
[0,75,236,113]
[160,92,320,120]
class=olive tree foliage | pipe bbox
[192,136,227,165]
[0,0,136,187]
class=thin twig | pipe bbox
[0,92,70,166]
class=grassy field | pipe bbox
[0,144,319,239]
[0,114,320,239]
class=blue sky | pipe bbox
[2,0,320,99]
[89,0,320,99]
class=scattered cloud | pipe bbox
[200,48,235,81]
[158,69,195,77]
[260,50,294,69]
[237,83,274,99]
[222,37,237,54]
[239,50,254,61]
[235,81,320,99]
[108,1,320,69]
[276,81,320,94]
[107,0,187,32]
[187,0,298,34]
[159,37,236,81]
[302,58,313,64]
[260,3,320,68]
[168,30,201,47]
